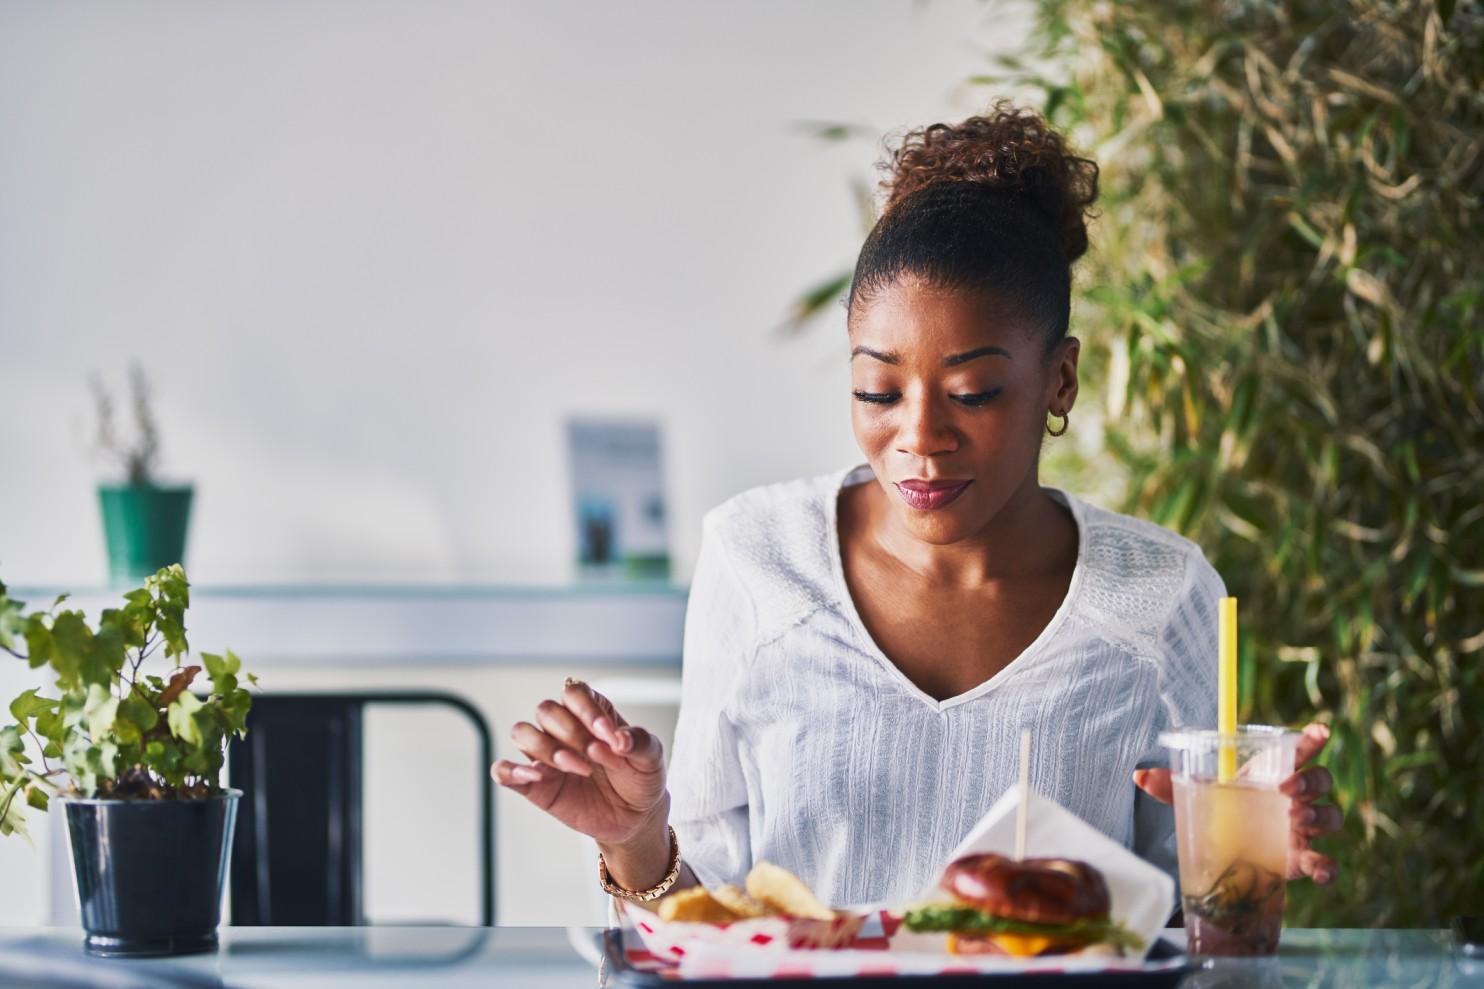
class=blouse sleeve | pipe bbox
[1133,552,1223,882]
[667,512,755,888]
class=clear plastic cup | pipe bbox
[1159,725,1299,956]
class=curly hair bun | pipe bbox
[881,101,1100,265]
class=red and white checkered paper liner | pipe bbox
[620,900,873,961]
[617,920,1188,980]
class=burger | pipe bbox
[903,853,1141,957]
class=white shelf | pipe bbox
[5,583,689,667]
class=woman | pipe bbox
[493,104,1341,910]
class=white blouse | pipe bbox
[667,463,1222,909]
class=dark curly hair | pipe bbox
[847,102,1101,351]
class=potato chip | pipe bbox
[745,860,835,921]
[712,883,775,919]
[657,886,742,924]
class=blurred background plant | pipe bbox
[90,364,161,486]
[792,0,1483,927]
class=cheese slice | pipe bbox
[988,933,1060,957]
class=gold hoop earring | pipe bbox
[1047,411,1070,437]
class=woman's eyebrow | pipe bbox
[944,346,1012,365]
[850,346,899,364]
[849,345,1013,365]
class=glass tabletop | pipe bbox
[0,927,1478,988]
[0,927,596,989]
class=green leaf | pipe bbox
[781,270,854,333]
[0,725,27,777]
[112,717,141,745]
[222,688,253,734]
[25,785,48,812]
[82,622,127,686]
[148,565,190,659]
[92,741,118,781]
[99,607,146,650]
[9,688,57,723]
[0,778,29,839]
[34,706,64,746]
[23,617,54,672]
[118,693,159,733]
[83,684,119,738]
[903,904,1143,953]
[49,612,93,685]
[182,747,208,775]
[167,692,204,746]
[59,691,87,731]
[0,594,26,653]
[62,724,94,795]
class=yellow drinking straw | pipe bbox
[1218,596,1239,782]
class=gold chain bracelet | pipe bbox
[598,825,681,903]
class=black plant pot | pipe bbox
[64,791,239,957]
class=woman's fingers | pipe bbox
[588,725,663,771]
[585,738,628,772]
[510,720,592,777]
[491,759,552,787]
[1290,801,1343,837]
[1292,722,1331,768]
[1280,764,1333,799]
[560,680,627,748]
[536,699,597,754]
[1291,847,1338,885]
[617,724,663,769]
[1132,768,1174,804]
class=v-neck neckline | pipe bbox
[824,463,1088,714]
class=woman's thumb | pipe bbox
[1133,768,1174,804]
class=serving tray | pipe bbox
[599,927,1194,987]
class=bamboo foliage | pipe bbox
[1009,0,1484,926]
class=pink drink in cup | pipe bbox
[1159,726,1299,956]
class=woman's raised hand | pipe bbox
[492,679,669,850]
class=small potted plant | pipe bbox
[92,365,194,584]
[0,565,254,957]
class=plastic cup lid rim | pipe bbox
[1159,725,1300,747]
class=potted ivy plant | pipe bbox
[92,366,194,583]
[0,565,254,957]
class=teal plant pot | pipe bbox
[98,484,194,582]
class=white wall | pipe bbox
[0,0,1034,927]
[1,0,1024,585]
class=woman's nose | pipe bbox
[895,393,958,457]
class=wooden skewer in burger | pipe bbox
[903,729,1142,957]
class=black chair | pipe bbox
[227,692,494,927]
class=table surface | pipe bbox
[0,927,1479,988]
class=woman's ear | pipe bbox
[1048,336,1081,414]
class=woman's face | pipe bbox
[847,275,1079,545]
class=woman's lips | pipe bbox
[893,479,973,511]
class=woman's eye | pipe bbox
[951,388,1003,407]
[852,390,899,405]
